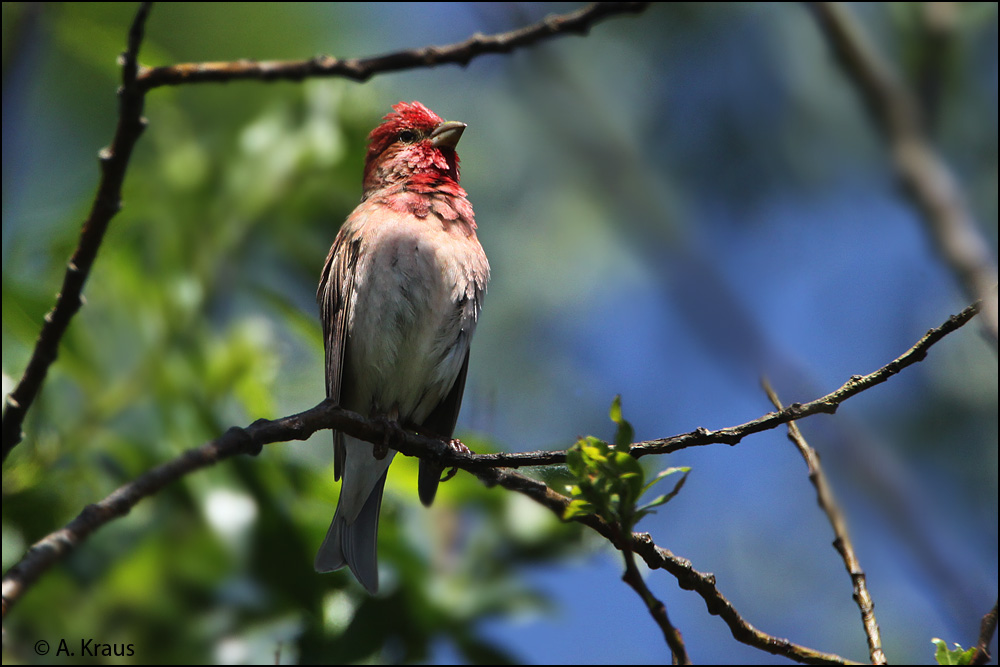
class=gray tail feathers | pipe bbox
[314,470,389,594]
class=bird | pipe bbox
[314,101,489,594]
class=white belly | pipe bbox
[343,211,481,423]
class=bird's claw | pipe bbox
[447,438,472,455]
[373,414,404,460]
[440,438,472,482]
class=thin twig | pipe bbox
[1,2,153,461]
[628,535,862,665]
[970,599,998,665]
[763,379,885,665]
[609,522,689,664]
[631,298,983,456]
[135,3,650,90]
[808,2,998,347]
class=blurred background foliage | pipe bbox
[1,2,997,665]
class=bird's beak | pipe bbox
[430,120,467,149]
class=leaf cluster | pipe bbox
[563,396,689,533]
[931,638,976,665]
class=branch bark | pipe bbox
[134,3,650,90]
[609,522,689,664]
[970,599,998,665]
[764,380,885,665]
[1,2,152,461]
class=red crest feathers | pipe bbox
[365,101,443,161]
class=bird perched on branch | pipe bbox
[315,101,489,594]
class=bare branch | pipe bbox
[135,3,651,90]
[631,298,983,456]
[608,522,689,663]
[808,2,998,347]
[629,536,863,665]
[970,599,998,665]
[468,470,862,664]
[1,2,152,461]
[763,380,885,665]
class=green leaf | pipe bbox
[563,499,595,521]
[609,395,635,449]
[566,444,585,477]
[642,466,691,496]
[636,468,690,515]
[932,638,975,665]
[561,398,693,531]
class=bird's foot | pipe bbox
[439,438,472,483]
[372,410,404,460]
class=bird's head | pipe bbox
[362,101,466,194]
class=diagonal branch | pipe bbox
[970,599,998,665]
[135,3,650,90]
[763,380,885,665]
[629,298,984,457]
[614,523,690,664]
[1,2,152,462]
[808,2,999,347]
[2,425,257,619]
[627,534,863,665]
[500,470,858,663]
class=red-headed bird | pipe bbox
[315,102,489,593]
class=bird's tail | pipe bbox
[314,469,389,595]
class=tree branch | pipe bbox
[808,2,998,347]
[630,298,983,457]
[1,2,152,462]
[469,468,862,664]
[970,599,998,665]
[135,3,650,90]
[629,536,863,665]
[5,414,858,663]
[763,380,885,665]
[607,522,689,664]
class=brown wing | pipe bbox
[317,231,361,482]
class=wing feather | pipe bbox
[317,231,362,481]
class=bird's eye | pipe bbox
[397,130,418,143]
